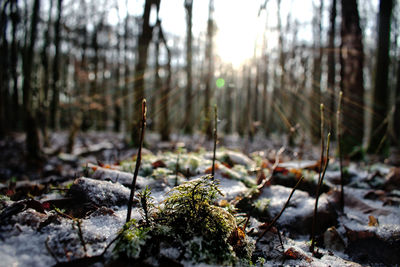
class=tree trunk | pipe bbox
[225,82,233,134]
[114,27,122,132]
[39,0,52,145]
[10,0,20,130]
[0,0,10,138]
[131,0,160,145]
[274,0,285,132]
[123,14,130,134]
[393,59,400,146]
[367,0,393,155]
[262,53,269,135]
[340,0,365,158]
[22,0,41,159]
[158,22,171,141]
[311,0,323,143]
[50,0,63,130]
[90,25,99,129]
[183,0,193,134]
[153,26,161,132]
[246,67,254,141]
[327,0,337,137]
[203,0,214,139]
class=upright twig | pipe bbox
[318,104,325,182]
[257,176,304,241]
[310,132,331,254]
[174,148,181,186]
[45,237,60,263]
[337,91,344,211]
[211,105,218,178]
[76,219,87,256]
[126,99,147,223]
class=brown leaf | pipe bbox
[368,215,379,227]
[152,160,167,168]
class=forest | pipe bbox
[0,0,399,266]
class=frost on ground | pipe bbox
[1,146,400,266]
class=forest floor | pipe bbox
[0,131,399,266]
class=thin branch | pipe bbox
[76,219,87,256]
[126,99,147,223]
[337,91,344,211]
[310,132,331,254]
[45,236,59,263]
[257,176,304,241]
[211,105,218,178]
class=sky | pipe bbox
[108,0,317,68]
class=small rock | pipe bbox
[324,226,346,252]
[384,167,400,191]
[69,177,131,207]
[92,167,133,185]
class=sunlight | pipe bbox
[214,0,265,68]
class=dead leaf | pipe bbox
[152,160,167,168]
[205,163,219,174]
[368,215,379,226]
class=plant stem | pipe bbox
[318,104,325,181]
[310,132,331,254]
[211,105,218,179]
[175,150,180,186]
[126,99,147,223]
[257,176,304,242]
[337,91,344,212]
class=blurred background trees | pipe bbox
[0,0,399,160]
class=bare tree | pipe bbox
[310,0,323,143]
[368,0,393,155]
[49,0,63,130]
[183,0,193,134]
[131,0,161,146]
[22,0,41,159]
[393,58,400,154]
[0,0,10,138]
[340,0,365,158]
[203,0,214,139]
[10,0,20,130]
[327,0,337,136]
[157,21,172,141]
[38,0,53,145]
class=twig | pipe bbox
[45,236,60,263]
[126,99,147,223]
[337,91,344,212]
[310,132,331,254]
[175,150,180,186]
[211,105,218,179]
[53,207,87,256]
[76,219,87,256]
[53,207,74,220]
[318,104,325,185]
[257,176,304,242]
[276,226,284,252]
[258,147,285,190]
[243,212,251,231]
[100,232,123,257]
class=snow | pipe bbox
[216,177,248,200]
[0,225,56,267]
[69,177,131,206]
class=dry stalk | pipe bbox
[211,105,218,178]
[310,132,331,254]
[126,99,147,222]
[336,91,345,211]
[257,176,304,242]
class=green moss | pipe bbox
[151,167,173,180]
[113,220,150,259]
[113,175,255,265]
